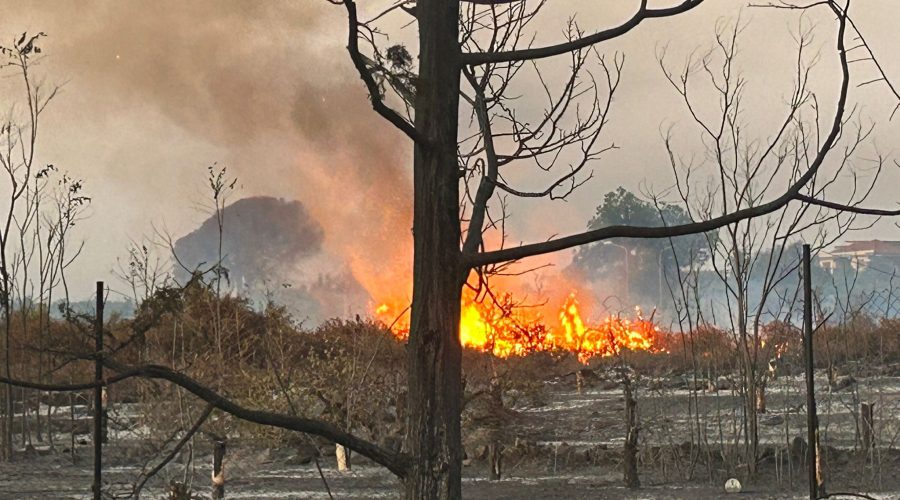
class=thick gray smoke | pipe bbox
[174,196,370,323]
[174,196,324,284]
[0,0,414,302]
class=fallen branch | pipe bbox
[1,362,410,478]
[818,493,879,500]
[132,404,215,498]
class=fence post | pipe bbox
[802,245,822,499]
[93,281,104,500]
[212,438,226,499]
[861,402,875,454]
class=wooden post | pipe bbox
[101,387,108,444]
[68,391,75,462]
[623,375,640,489]
[488,442,502,480]
[92,281,104,500]
[802,245,821,499]
[861,402,875,454]
[336,444,351,471]
[756,385,767,414]
[212,438,226,499]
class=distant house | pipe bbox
[819,240,900,272]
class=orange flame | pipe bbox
[375,290,658,363]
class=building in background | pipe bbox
[819,240,900,273]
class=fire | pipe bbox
[375,291,658,363]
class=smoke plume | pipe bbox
[2,0,414,306]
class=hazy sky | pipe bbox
[1,1,899,301]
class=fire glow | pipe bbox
[375,291,659,363]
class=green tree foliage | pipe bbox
[569,188,707,309]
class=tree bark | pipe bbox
[404,1,464,498]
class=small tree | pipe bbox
[571,187,707,311]
[0,32,91,459]
[657,17,878,473]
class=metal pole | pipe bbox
[93,281,104,500]
[802,245,817,500]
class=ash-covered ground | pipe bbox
[1,368,899,499]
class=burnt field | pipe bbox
[0,283,898,499]
[2,361,899,499]
[7,0,900,498]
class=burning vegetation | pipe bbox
[376,291,659,363]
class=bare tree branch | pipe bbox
[132,404,215,498]
[466,1,853,268]
[462,0,705,65]
[1,362,410,478]
[794,194,900,216]
[461,71,499,256]
[342,0,423,143]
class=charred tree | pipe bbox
[393,0,468,496]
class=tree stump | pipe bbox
[336,444,351,472]
[861,402,875,453]
[169,481,191,500]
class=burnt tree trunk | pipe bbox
[403,1,465,498]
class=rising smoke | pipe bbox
[4,0,415,308]
[174,196,371,323]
